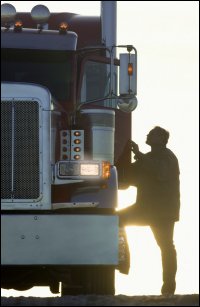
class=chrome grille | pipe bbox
[1,102,12,199]
[1,100,40,200]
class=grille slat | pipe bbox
[1,100,40,200]
[1,102,12,199]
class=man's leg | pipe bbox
[150,221,177,295]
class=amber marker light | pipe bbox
[59,22,69,34]
[14,20,23,32]
[74,155,81,160]
[102,161,111,179]
[62,147,67,152]
[128,63,133,76]
[74,131,81,137]
[62,154,68,160]
[74,147,81,152]
[62,131,67,137]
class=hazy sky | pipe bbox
[1,1,199,296]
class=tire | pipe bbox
[61,266,115,296]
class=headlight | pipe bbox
[80,163,99,176]
[59,162,80,177]
[56,161,110,180]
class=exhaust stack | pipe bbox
[101,1,116,56]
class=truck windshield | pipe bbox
[1,49,73,101]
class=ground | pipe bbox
[1,294,199,306]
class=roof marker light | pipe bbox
[59,22,69,34]
[14,20,23,32]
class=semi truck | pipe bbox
[1,1,138,295]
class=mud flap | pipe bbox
[117,227,130,274]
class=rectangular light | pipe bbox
[59,162,80,177]
[56,161,110,180]
[80,163,99,176]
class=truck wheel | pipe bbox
[83,266,115,295]
[61,268,83,296]
[61,266,115,296]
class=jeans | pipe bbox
[151,222,177,294]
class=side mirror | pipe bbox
[117,95,138,113]
[119,53,137,96]
[118,52,137,112]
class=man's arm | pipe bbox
[131,140,144,160]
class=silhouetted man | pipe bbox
[118,126,180,295]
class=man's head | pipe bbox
[146,126,170,146]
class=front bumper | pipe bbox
[1,214,118,265]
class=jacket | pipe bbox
[128,147,180,223]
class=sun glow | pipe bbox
[116,187,163,295]
[115,183,199,295]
